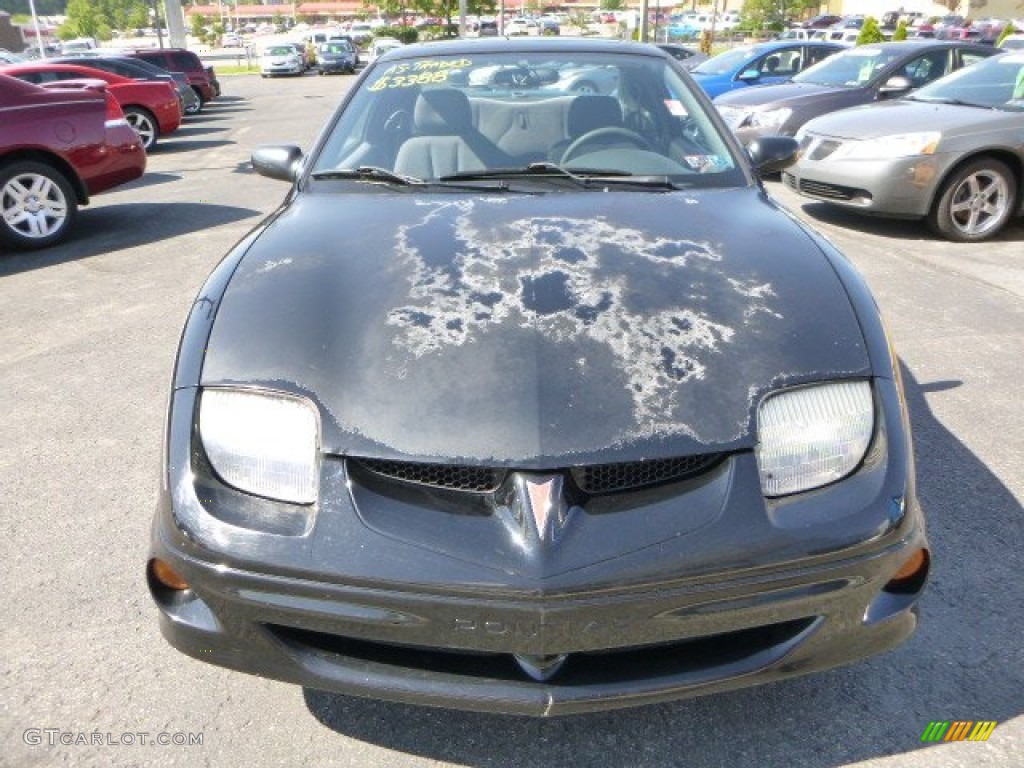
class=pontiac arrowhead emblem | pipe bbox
[514,653,569,682]
[517,474,572,543]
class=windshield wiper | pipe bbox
[441,163,680,190]
[442,162,595,187]
[311,166,426,185]
[905,95,991,109]
[312,165,529,192]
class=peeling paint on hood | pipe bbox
[201,187,870,465]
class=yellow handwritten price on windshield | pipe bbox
[368,70,452,91]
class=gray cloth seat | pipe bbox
[394,89,512,178]
[550,95,623,162]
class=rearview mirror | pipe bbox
[252,144,304,182]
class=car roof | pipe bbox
[388,37,668,60]
[856,40,995,52]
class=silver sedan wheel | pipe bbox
[930,158,1016,242]
[948,169,1010,237]
[2,168,71,242]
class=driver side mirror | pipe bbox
[737,68,761,82]
[747,136,799,174]
[252,144,304,182]
[878,75,913,97]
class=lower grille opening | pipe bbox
[266,617,816,685]
[350,453,726,497]
[798,179,870,203]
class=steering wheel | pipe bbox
[510,68,538,87]
[383,109,411,138]
[561,127,652,164]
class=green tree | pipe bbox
[191,12,208,40]
[59,0,150,39]
[100,0,149,32]
[363,0,408,24]
[600,0,624,9]
[408,0,495,27]
[741,0,784,31]
[856,16,885,45]
[208,21,224,46]
[374,25,418,43]
[59,0,112,40]
[892,20,908,41]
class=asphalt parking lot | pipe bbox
[1,72,1021,767]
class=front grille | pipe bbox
[352,458,506,493]
[267,617,817,685]
[352,454,725,496]
[572,455,722,494]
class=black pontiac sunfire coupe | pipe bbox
[148,37,929,717]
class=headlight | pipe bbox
[832,132,940,161]
[715,106,750,130]
[199,388,320,504]
[748,107,792,132]
[756,381,874,497]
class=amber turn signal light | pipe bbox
[892,548,928,581]
[884,548,930,595]
[150,558,190,591]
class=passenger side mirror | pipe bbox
[879,75,913,96]
[747,136,800,174]
[252,144,304,182]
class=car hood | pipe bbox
[799,98,1017,139]
[201,188,870,465]
[713,81,847,108]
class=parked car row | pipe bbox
[798,12,1021,45]
[1,47,224,250]
[782,52,1024,242]
[1,47,221,152]
[0,74,146,249]
[707,41,1021,241]
[259,36,402,77]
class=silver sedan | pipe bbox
[783,53,1024,242]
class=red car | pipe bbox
[0,74,145,250]
[121,48,219,108]
[0,62,181,150]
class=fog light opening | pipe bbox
[149,558,191,591]
[884,548,929,595]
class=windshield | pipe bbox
[311,49,742,185]
[320,41,353,54]
[909,53,1024,110]
[264,46,295,56]
[690,47,758,75]
[793,46,904,87]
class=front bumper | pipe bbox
[150,379,927,716]
[320,59,355,73]
[262,63,303,76]
[782,152,957,218]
